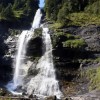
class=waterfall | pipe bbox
[6,9,42,93]
[24,27,62,99]
[6,8,62,99]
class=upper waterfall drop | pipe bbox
[32,9,42,29]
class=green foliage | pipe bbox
[57,2,70,24]
[85,0,100,15]
[45,0,92,22]
[85,66,100,91]
[45,0,61,20]
[0,0,39,22]
[68,12,100,26]
[3,4,14,19]
[45,0,100,26]
[50,22,64,29]
[66,33,75,39]
[13,0,21,10]
[52,29,84,48]
[63,39,86,48]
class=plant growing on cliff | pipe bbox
[85,67,100,91]
[63,39,86,48]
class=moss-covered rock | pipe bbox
[34,28,42,38]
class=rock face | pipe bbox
[50,25,100,97]
[0,24,22,84]
[76,25,100,52]
[0,24,11,84]
[63,25,100,52]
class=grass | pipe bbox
[84,66,100,91]
[68,12,100,26]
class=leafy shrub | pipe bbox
[63,39,86,48]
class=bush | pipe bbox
[63,39,86,48]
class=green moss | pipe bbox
[63,39,86,48]
[68,12,100,26]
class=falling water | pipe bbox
[6,9,42,92]
[6,8,62,98]
[25,27,62,99]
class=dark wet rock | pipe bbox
[45,96,57,100]
[75,25,100,52]
[27,64,40,76]
[27,37,42,57]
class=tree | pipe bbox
[57,2,70,24]
[85,0,100,15]
[3,4,14,19]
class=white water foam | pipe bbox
[25,27,62,99]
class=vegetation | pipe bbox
[45,0,100,26]
[63,39,86,48]
[68,12,100,26]
[85,0,100,15]
[84,67,100,91]
[52,30,86,49]
[0,0,39,23]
